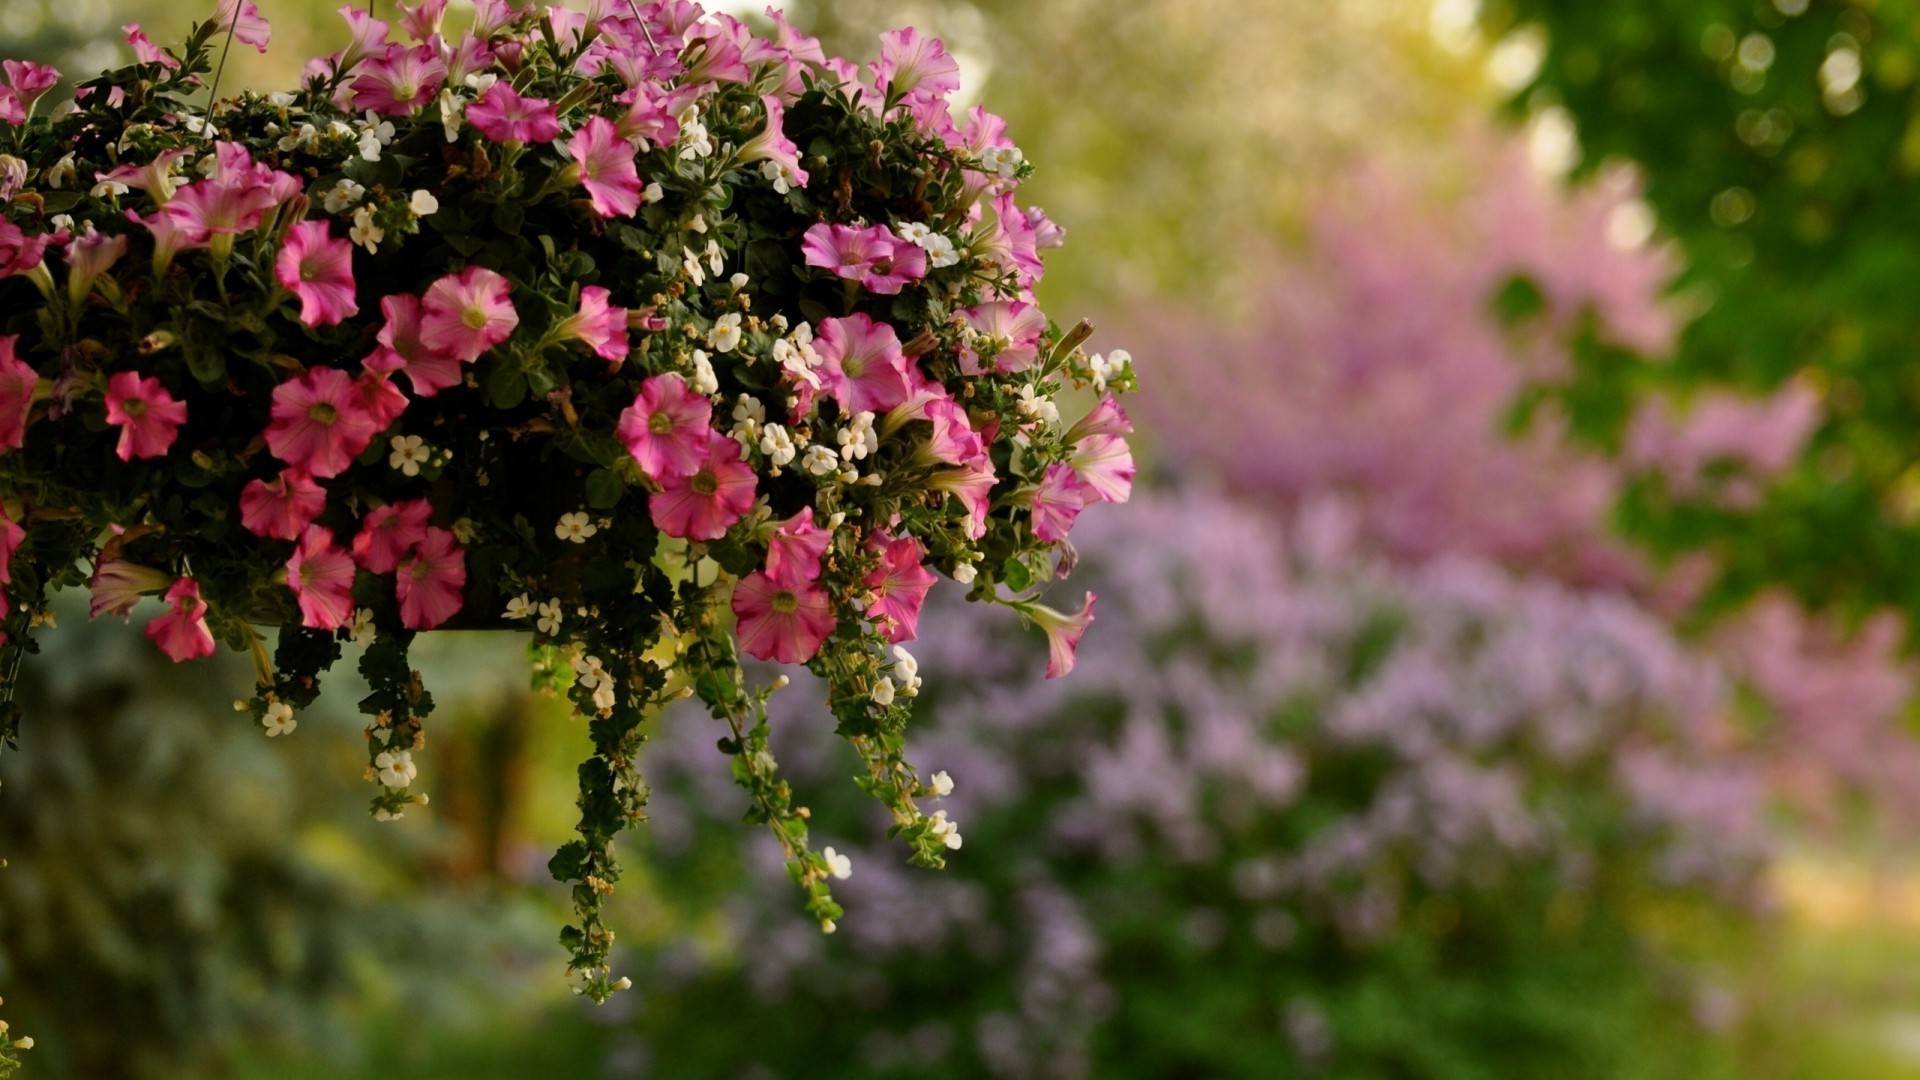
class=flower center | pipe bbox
[648,411,674,435]
[462,306,490,330]
[690,471,718,496]
[771,590,799,615]
[309,402,338,424]
[300,258,320,283]
[122,398,148,418]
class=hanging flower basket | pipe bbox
[0,0,1136,1011]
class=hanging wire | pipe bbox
[625,0,661,55]
[203,1,246,140]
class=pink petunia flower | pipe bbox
[240,469,327,540]
[928,460,997,540]
[1070,433,1134,504]
[555,285,629,362]
[353,370,409,433]
[815,313,913,414]
[0,508,21,587]
[858,230,926,295]
[145,578,217,662]
[0,335,37,451]
[331,6,392,74]
[396,526,466,630]
[466,82,562,144]
[351,43,446,116]
[864,533,938,644]
[872,27,960,101]
[265,367,382,478]
[1065,394,1133,443]
[732,571,836,665]
[286,524,357,630]
[921,398,985,466]
[0,221,47,279]
[128,208,195,276]
[959,300,1048,374]
[88,559,172,621]
[104,371,188,461]
[212,0,272,53]
[0,61,60,124]
[612,84,682,148]
[765,506,831,587]
[65,225,128,304]
[369,293,463,397]
[650,431,757,541]
[1028,593,1096,679]
[419,267,518,363]
[1030,462,1087,544]
[800,223,889,281]
[395,0,448,40]
[566,116,645,218]
[352,498,431,573]
[737,95,810,192]
[617,373,714,481]
[275,220,359,327]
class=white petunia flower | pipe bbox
[263,702,298,738]
[375,749,418,789]
[822,846,853,880]
[389,434,429,476]
[556,511,598,543]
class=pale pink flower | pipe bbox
[265,367,382,478]
[960,300,1047,373]
[64,225,127,303]
[617,373,714,481]
[650,431,756,541]
[815,313,912,414]
[1030,462,1087,543]
[240,469,327,540]
[801,223,889,282]
[680,25,754,85]
[419,267,518,363]
[1026,206,1066,249]
[977,192,1045,285]
[396,526,466,629]
[765,506,831,587]
[125,25,181,69]
[105,371,187,461]
[859,230,926,295]
[275,221,359,327]
[96,148,191,205]
[732,571,836,665]
[287,525,357,630]
[566,116,644,218]
[352,43,446,116]
[370,293,463,397]
[864,533,938,644]
[395,0,448,40]
[1065,394,1133,443]
[145,578,217,662]
[1070,433,1134,504]
[1027,593,1096,679]
[0,335,36,452]
[164,177,277,244]
[928,460,997,540]
[612,85,682,147]
[212,0,272,53]
[922,398,985,466]
[0,62,58,119]
[88,559,171,621]
[737,95,809,191]
[872,27,960,101]
[353,498,432,573]
[556,286,629,362]
[466,82,562,144]
[332,6,391,73]
[128,208,195,275]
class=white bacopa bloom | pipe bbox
[88,179,128,199]
[760,158,801,194]
[643,181,665,203]
[892,645,922,696]
[1016,384,1060,427]
[573,653,609,688]
[268,91,298,107]
[1090,348,1131,393]
[952,562,978,585]
[772,336,823,390]
[363,111,396,144]
[838,411,878,462]
[556,511,598,543]
[871,675,896,707]
[321,178,365,214]
[690,349,719,396]
[504,593,536,621]
[930,770,954,797]
[896,221,932,244]
[920,233,960,268]
[801,444,840,477]
[46,153,75,188]
[822,846,853,880]
[438,88,465,143]
[262,701,298,738]
[730,394,766,444]
[759,423,796,469]
[389,434,429,476]
[350,205,384,252]
[348,607,376,644]
[451,517,477,543]
[981,144,1024,180]
[679,119,714,159]
[928,809,963,850]
[680,245,706,287]
[358,130,383,162]
[703,240,724,277]
[409,189,440,217]
[729,272,750,291]
[537,600,564,636]
[375,749,418,789]
[686,212,708,234]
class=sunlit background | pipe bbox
[6,0,1920,1076]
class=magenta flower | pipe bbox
[928,460,997,540]
[352,43,446,116]
[88,559,171,621]
[922,398,985,466]
[617,373,714,481]
[124,24,181,70]
[815,313,913,414]
[353,370,409,432]
[240,469,327,541]
[265,367,382,479]
[872,28,960,101]
[864,533,938,644]
[567,117,645,218]
[960,300,1048,373]
[212,0,272,53]
[287,525,357,631]
[396,526,467,630]
[1065,394,1133,443]
[1030,463,1087,544]
[1070,433,1135,504]
[613,85,682,148]
[732,571,836,665]
[0,335,37,452]
[801,223,890,281]
[395,0,448,40]
[556,285,629,362]
[370,293,463,397]
[738,95,810,192]
[419,267,518,363]
[765,507,831,587]
[0,509,21,588]
[353,499,432,573]
[466,82,563,144]
[859,230,927,295]
[104,371,188,461]
[0,221,47,279]
[145,578,217,662]
[275,221,359,327]
[1026,593,1096,679]
[650,431,757,541]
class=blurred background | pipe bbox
[7,0,1920,1076]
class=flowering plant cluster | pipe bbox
[0,0,1131,1000]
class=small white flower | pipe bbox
[556,511,598,543]
[870,675,896,707]
[703,240,724,277]
[1016,385,1059,427]
[363,111,396,144]
[981,144,1024,180]
[375,749,418,789]
[893,646,922,696]
[759,423,796,469]
[537,600,564,636]
[465,72,499,93]
[451,517,477,544]
[89,179,129,199]
[263,702,298,738]
[952,562,978,585]
[730,394,766,444]
[690,349,719,395]
[350,205,384,252]
[920,233,960,268]
[837,411,878,462]
[438,88,465,143]
[643,181,665,203]
[729,272,750,291]
[322,178,365,214]
[349,607,376,644]
[678,119,714,159]
[46,153,75,189]
[686,213,708,234]
[801,444,840,477]
[48,214,73,233]
[268,91,299,108]
[326,120,354,140]
[930,770,954,797]
[358,130,384,162]
[928,809,963,850]
[410,189,440,217]
[573,653,609,689]
[772,337,823,389]
[389,434,429,476]
[373,807,403,821]
[760,158,801,194]
[504,594,536,621]
[896,222,932,244]
[681,246,706,287]
[822,846,853,880]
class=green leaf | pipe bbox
[584,467,625,509]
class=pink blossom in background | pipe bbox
[612,85,683,147]
[815,313,912,414]
[737,95,809,190]
[352,498,432,573]
[567,117,644,218]
[394,0,448,41]
[265,366,381,478]
[801,223,891,281]
[871,28,960,101]
[352,370,409,432]
[618,373,714,481]
[0,335,37,451]
[211,0,272,53]
[864,533,938,644]
[124,25,181,69]
[650,431,756,541]
[732,571,836,664]
[396,526,466,630]
[331,7,391,73]
[929,460,996,540]
[765,507,830,587]
[104,371,188,461]
[465,82,562,144]
[1031,593,1096,680]
[286,525,357,630]
[419,267,518,363]
[145,578,216,662]
[64,224,127,302]
[0,221,47,278]
[1031,463,1087,543]
[1069,434,1134,505]
[351,43,446,116]
[239,470,326,540]
[274,221,359,327]
[922,398,984,466]
[1625,380,1823,506]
